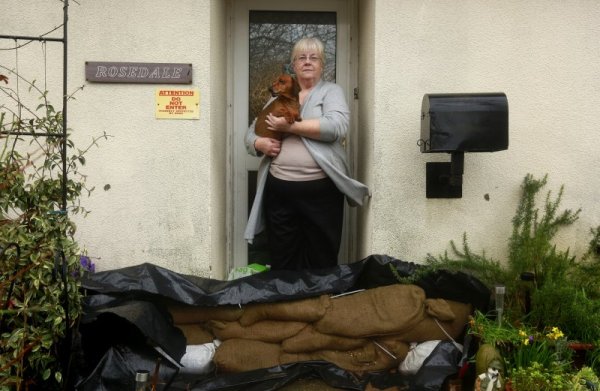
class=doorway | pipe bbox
[230,0,356,269]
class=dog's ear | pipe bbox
[291,76,301,97]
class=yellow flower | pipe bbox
[523,338,530,346]
[546,326,564,340]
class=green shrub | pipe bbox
[1,69,105,390]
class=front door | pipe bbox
[230,0,356,269]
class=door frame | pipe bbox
[227,0,358,271]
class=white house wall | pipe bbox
[1,1,599,278]
[1,0,226,276]
[363,0,600,265]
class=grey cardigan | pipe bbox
[244,80,369,242]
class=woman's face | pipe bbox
[293,51,323,82]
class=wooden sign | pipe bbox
[85,61,192,84]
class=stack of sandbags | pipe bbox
[210,295,331,373]
[167,284,473,375]
[168,303,243,345]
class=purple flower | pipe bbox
[79,255,95,273]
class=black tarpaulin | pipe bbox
[75,254,490,390]
[80,254,489,309]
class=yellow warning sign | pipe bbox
[155,88,199,119]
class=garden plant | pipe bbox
[1,68,103,390]
[425,174,600,389]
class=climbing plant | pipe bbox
[1,68,105,389]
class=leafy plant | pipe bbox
[529,279,600,343]
[570,366,600,391]
[571,226,600,300]
[510,362,572,391]
[1,69,105,389]
[510,363,599,391]
[425,232,509,290]
[583,226,600,263]
[470,311,571,373]
[469,310,522,348]
[427,174,600,344]
[507,174,580,285]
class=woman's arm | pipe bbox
[265,115,321,139]
[265,82,349,142]
[245,97,282,157]
[244,118,262,156]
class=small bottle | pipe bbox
[135,370,149,391]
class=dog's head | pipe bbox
[268,74,300,99]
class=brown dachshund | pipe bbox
[254,74,301,140]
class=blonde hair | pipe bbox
[290,37,325,65]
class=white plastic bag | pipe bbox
[179,340,221,375]
[398,340,442,375]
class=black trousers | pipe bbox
[264,173,344,271]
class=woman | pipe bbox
[245,37,369,271]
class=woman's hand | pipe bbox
[265,113,292,134]
[254,137,281,158]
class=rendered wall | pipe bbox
[0,0,226,276]
[361,0,600,265]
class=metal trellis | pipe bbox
[0,2,73,388]
[0,0,69,211]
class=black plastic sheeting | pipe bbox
[76,344,180,391]
[74,254,490,390]
[179,341,468,391]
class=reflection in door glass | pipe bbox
[247,11,337,265]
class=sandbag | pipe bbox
[397,300,472,342]
[282,324,369,353]
[176,323,214,345]
[373,336,411,361]
[280,342,401,373]
[208,320,307,343]
[239,294,330,326]
[424,298,456,321]
[314,284,426,337]
[213,339,280,373]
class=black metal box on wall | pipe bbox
[420,93,508,153]
[419,93,509,198]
